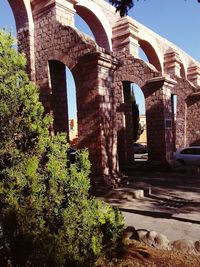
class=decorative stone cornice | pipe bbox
[112,17,139,56]
[187,65,200,87]
[145,76,177,87]
[164,51,182,78]
[32,0,76,19]
[77,51,121,70]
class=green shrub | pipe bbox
[0,30,124,267]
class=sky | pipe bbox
[0,0,200,117]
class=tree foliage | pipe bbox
[0,30,124,267]
[109,0,200,17]
[109,0,134,17]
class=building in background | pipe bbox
[69,118,78,147]
[137,115,147,145]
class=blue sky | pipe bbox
[1,0,200,117]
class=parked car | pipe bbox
[133,143,147,154]
[173,146,200,166]
[67,147,76,163]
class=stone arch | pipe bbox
[36,25,98,92]
[137,32,163,72]
[115,56,160,93]
[178,54,187,79]
[36,24,99,131]
[75,0,112,51]
[7,0,35,80]
[37,23,120,181]
[7,0,33,31]
[138,39,162,73]
[115,56,161,167]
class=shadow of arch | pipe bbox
[139,39,162,72]
[178,53,187,79]
[180,62,186,79]
[75,0,111,51]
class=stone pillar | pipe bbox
[18,28,35,81]
[121,82,134,166]
[112,17,139,57]
[32,0,76,27]
[164,51,181,78]
[72,52,120,187]
[187,65,200,87]
[143,77,176,162]
[32,0,77,127]
[186,92,200,146]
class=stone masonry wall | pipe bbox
[73,52,120,186]
[7,0,200,186]
[173,79,199,148]
[114,54,163,166]
[186,94,200,146]
[31,2,122,185]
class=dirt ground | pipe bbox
[104,240,200,267]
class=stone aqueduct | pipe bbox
[7,0,200,186]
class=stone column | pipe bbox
[32,0,76,27]
[143,77,176,162]
[17,28,35,81]
[72,52,120,187]
[121,81,134,166]
[164,51,181,78]
[112,17,139,57]
[32,0,77,133]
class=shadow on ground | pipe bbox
[95,165,200,225]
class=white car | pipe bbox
[173,146,200,166]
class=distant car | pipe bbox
[173,146,200,166]
[133,143,147,154]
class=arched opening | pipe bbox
[74,2,111,51]
[7,0,31,32]
[118,81,148,169]
[132,83,147,147]
[66,67,78,147]
[0,0,16,35]
[48,61,78,147]
[139,39,162,72]
[75,13,95,40]
[139,47,149,63]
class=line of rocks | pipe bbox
[123,226,200,255]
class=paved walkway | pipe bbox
[97,170,200,242]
